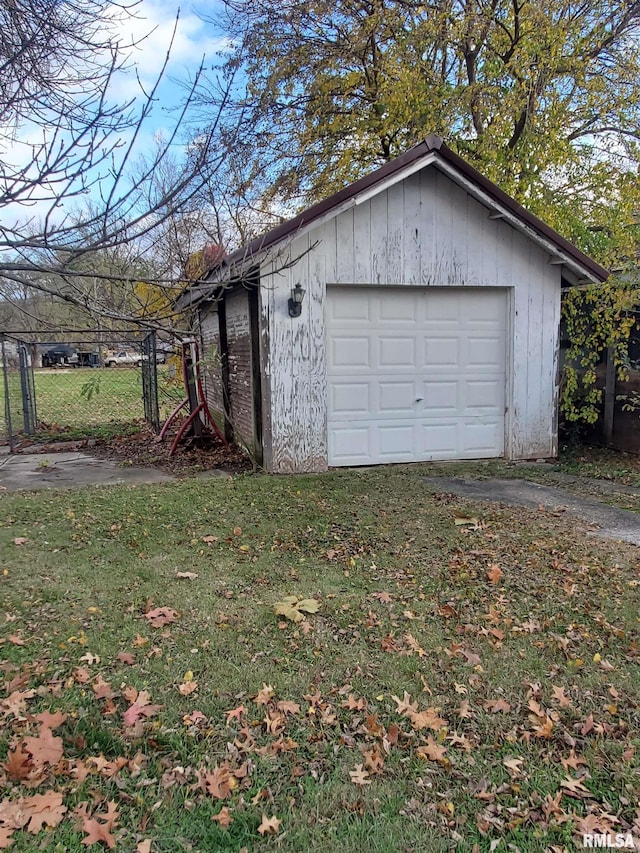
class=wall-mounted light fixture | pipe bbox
[288,283,306,318]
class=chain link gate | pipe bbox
[1,330,164,450]
[141,330,160,433]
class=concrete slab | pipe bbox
[423,476,640,546]
[0,451,175,491]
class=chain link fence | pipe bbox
[0,330,182,450]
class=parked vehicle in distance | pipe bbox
[42,345,77,367]
[104,351,142,367]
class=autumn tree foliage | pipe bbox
[201,0,640,425]
[208,0,640,265]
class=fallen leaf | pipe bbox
[176,572,198,580]
[277,700,301,715]
[23,726,63,767]
[487,699,511,714]
[254,684,275,705]
[8,635,25,646]
[349,764,372,786]
[116,652,135,665]
[273,595,320,622]
[3,743,34,782]
[0,827,15,849]
[123,692,162,727]
[178,681,198,696]
[373,591,393,603]
[486,564,503,584]
[24,791,67,833]
[13,538,27,546]
[211,806,233,828]
[417,736,449,764]
[32,710,66,730]
[225,705,246,723]
[551,685,572,707]
[392,692,418,716]
[205,765,230,799]
[78,801,119,849]
[409,707,447,731]
[257,814,282,836]
[503,757,524,775]
[137,841,153,853]
[561,775,593,797]
[143,607,178,628]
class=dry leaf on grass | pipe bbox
[349,764,372,786]
[205,765,231,799]
[143,607,178,628]
[257,814,282,836]
[273,595,320,623]
[76,801,119,850]
[211,806,233,828]
[254,684,275,705]
[176,572,198,580]
[486,564,503,584]
[23,791,67,833]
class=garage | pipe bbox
[187,135,609,473]
[327,286,508,465]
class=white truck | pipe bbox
[104,351,142,367]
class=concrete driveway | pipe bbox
[0,449,175,491]
[423,476,640,546]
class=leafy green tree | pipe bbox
[207,0,640,264]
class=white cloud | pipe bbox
[0,0,229,230]
[109,0,229,103]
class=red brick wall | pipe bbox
[225,288,255,446]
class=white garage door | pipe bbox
[327,286,507,465]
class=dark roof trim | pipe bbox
[186,135,608,302]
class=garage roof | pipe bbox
[179,135,609,308]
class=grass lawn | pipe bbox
[0,465,638,851]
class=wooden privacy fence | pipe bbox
[599,312,640,453]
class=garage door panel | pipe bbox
[378,425,416,457]
[379,295,419,322]
[330,382,370,416]
[461,421,504,455]
[379,381,415,414]
[464,378,503,411]
[423,291,461,324]
[467,335,505,367]
[419,422,461,457]
[329,291,371,322]
[379,337,415,368]
[331,336,370,367]
[424,337,459,367]
[422,380,459,414]
[330,426,371,461]
[327,287,507,465]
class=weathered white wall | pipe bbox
[260,166,561,472]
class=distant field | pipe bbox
[1,366,182,442]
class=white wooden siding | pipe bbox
[260,165,561,472]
